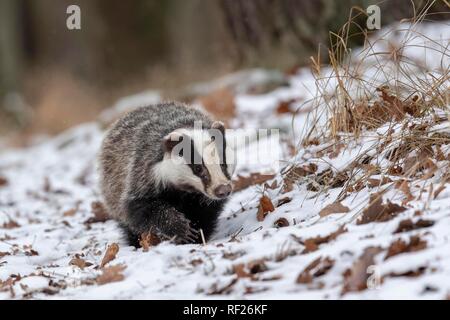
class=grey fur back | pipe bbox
[98,102,212,222]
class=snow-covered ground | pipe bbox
[0,21,449,299]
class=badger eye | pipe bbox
[192,164,203,175]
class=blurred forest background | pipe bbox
[0,0,448,140]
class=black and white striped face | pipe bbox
[154,121,235,200]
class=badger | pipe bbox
[98,102,235,247]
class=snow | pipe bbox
[0,21,450,299]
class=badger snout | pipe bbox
[213,183,232,198]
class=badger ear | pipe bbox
[211,121,225,134]
[162,131,183,152]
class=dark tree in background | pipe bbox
[0,0,447,134]
[0,0,25,130]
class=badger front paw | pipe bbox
[165,214,200,244]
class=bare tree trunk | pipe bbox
[0,0,23,101]
[166,0,238,80]
[217,0,446,69]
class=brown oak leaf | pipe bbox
[256,195,275,221]
[297,257,334,284]
[233,173,276,192]
[319,202,350,217]
[96,265,126,285]
[300,226,347,253]
[139,232,161,251]
[100,243,119,268]
[385,236,427,260]
[70,258,93,270]
[342,247,383,294]
[394,219,434,233]
[358,193,406,225]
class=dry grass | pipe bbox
[286,1,450,202]
[306,1,449,139]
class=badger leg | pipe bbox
[124,198,200,246]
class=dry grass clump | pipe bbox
[287,2,450,198]
[306,2,449,139]
[331,85,446,133]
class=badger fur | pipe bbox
[98,102,235,247]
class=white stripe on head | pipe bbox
[157,126,234,199]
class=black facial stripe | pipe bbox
[186,139,211,191]
[222,139,231,179]
[212,129,231,180]
[199,160,211,190]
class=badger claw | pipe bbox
[176,224,200,244]
[156,211,202,245]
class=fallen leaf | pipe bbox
[222,250,245,261]
[233,173,276,192]
[387,165,403,176]
[276,197,292,207]
[0,274,22,296]
[1,220,20,229]
[281,164,318,193]
[281,180,294,194]
[385,266,427,278]
[394,179,414,204]
[207,277,238,295]
[24,248,39,256]
[319,202,350,217]
[307,169,348,191]
[385,236,427,260]
[247,259,268,274]
[421,158,438,180]
[69,258,93,270]
[233,264,252,278]
[233,259,267,279]
[244,286,269,295]
[274,218,289,228]
[367,177,392,188]
[256,195,275,221]
[342,246,383,294]
[357,193,406,225]
[285,164,318,180]
[264,179,278,190]
[300,226,347,253]
[297,257,334,284]
[139,232,161,251]
[0,176,8,187]
[85,201,110,224]
[328,143,345,159]
[190,258,203,267]
[96,265,126,285]
[100,243,119,268]
[276,99,297,114]
[346,181,365,193]
[260,275,283,281]
[394,219,434,233]
[377,86,405,121]
[63,208,77,217]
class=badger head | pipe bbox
[154,121,235,200]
